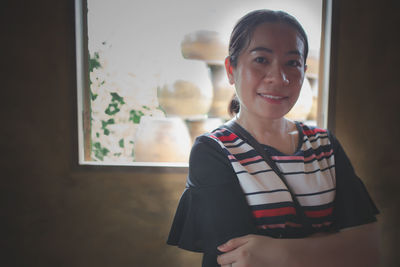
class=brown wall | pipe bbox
[330,1,400,266]
[2,0,399,266]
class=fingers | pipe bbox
[218,246,253,266]
[217,250,237,266]
[217,235,252,252]
[217,235,253,266]
[217,235,254,265]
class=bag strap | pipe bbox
[225,120,312,232]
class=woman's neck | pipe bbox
[234,111,298,154]
[236,112,292,137]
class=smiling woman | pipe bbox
[75,0,329,166]
[167,9,379,267]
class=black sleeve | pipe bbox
[167,136,257,266]
[187,135,239,187]
[329,133,379,230]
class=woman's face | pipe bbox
[226,22,307,121]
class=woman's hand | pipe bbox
[216,223,379,267]
[217,234,290,267]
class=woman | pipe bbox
[168,10,379,267]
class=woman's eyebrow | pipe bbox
[249,47,302,57]
[287,50,302,56]
[249,47,273,53]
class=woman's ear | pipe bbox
[224,57,235,85]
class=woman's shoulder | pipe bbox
[296,121,330,136]
[191,126,229,152]
[188,128,237,187]
[295,121,338,146]
[191,124,240,149]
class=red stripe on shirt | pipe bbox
[216,133,238,142]
[303,128,327,136]
[305,207,333,218]
[252,206,296,218]
[303,149,333,162]
[271,155,304,161]
[239,155,263,164]
[271,149,333,162]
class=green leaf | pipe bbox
[110,92,125,105]
[129,110,145,124]
[92,142,109,161]
[93,142,101,149]
[119,138,124,148]
[88,52,102,87]
[89,52,101,72]
[101,119,115,135]
[90,91,98,101]
[156,105,166,115]
[105,103,120,115]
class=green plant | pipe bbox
[92,142,109,161]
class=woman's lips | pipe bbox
[257,93,288,103]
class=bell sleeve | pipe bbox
[329,133,379,230]
[167,136,257,262]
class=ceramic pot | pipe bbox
[134,116,192,162]
[158,60,213,118]
[181,30,227,63]
[180,30,234,119]
[186,117,223,142]
[207,64,235,119]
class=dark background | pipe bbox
[2,0,399,266]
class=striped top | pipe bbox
[206,122,336,233]
[168,120,378,262]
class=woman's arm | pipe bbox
[217,222,379,267]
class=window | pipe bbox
[75,0,332,166]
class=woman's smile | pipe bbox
[257,92,289,104]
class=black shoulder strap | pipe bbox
[225,120,285,181]
[225,120,312,233]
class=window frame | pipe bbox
[74,0,335,168]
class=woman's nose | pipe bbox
[264,64,289,85]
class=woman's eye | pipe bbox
[254,57,267,64]
[288,60,302,67]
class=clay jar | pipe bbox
[133,116,192,162]
[181,30,234,119]
[207,64,235,119]
[157,59,213,118]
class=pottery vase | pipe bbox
[157,60,213,118]
[134,116,192,162]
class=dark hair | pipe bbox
[228,9,309,116]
